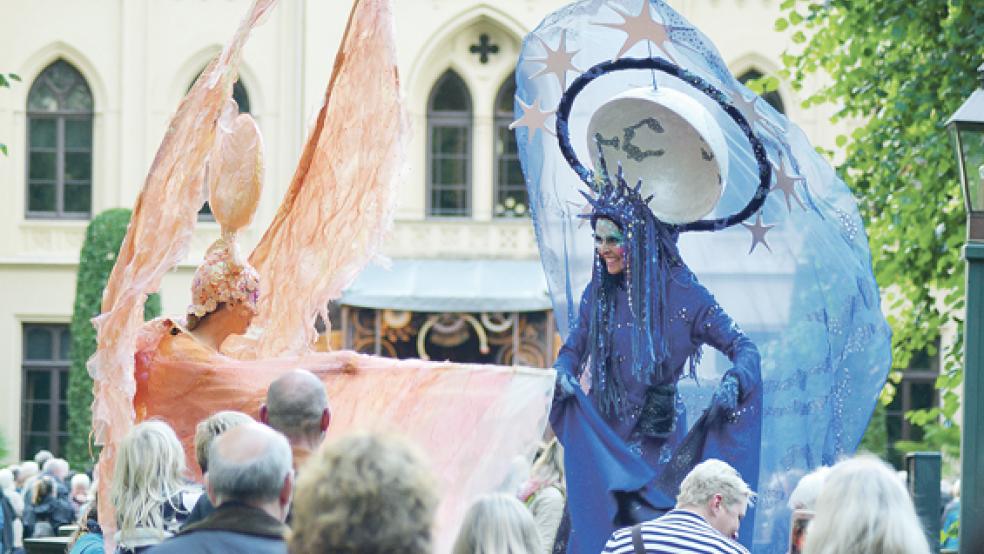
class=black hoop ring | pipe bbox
[555,57,771,232]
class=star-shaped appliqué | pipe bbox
[728,90,767,130]
[509,96,556,143]
[528,31,581,89]
[771,159,806,213]
[597,2,676,62]
[742,212,775,254]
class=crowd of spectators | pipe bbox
[1,449,77,553]
[0,369,961,554]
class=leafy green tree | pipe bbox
[66,209,160,468]
[0,72,20,156]
[773,0,984,464]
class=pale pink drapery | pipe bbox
[135,323,552,552]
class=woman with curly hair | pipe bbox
[288,433,437,554]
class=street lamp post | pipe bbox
[945,61,984,554]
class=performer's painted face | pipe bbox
[593,218,626,275]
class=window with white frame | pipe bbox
[427,70,472,217]
[26,60,93,219]
[21,324,71,459]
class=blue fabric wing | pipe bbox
[514,1,891,553]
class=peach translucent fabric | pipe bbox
[241,0,408,359]
[89,0,276,541]
[135,321,553,552]
[208,113,264,236]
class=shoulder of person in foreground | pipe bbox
[69,531,106,554]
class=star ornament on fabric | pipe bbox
[509,96,556,144]
[742,213,775,254]
[771,159,806,213]
[597,1,676,62]
[529,31,581,89]
[729,90,766,130]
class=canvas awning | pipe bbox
[340,259,552,313]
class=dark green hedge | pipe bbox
[65,208,160,469]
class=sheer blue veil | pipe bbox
[512,1,892,552]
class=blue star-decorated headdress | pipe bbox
[576,142,684,416]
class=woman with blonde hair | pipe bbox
[803,455,930,554]
[517,438,565,554]
[453,493,543,554]
[111,420,193,553]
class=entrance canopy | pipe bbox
[340,259,551,312]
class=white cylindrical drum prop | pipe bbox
[587,86,728,224]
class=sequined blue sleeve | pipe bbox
[694,300,761,401]
[555,283,593,379]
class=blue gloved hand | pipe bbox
[707,373,739,424]
[554,370,580,401]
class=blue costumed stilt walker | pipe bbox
[512,2,893,553]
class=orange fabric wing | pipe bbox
[88,0,277,541]
[243,0,408,359]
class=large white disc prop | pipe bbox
[587,87,728,224]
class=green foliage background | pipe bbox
[0,72,20,156]
[774,0,984,465]
[66,208,160,469]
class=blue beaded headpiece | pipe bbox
[577,143,683,417]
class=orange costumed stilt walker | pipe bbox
[88,1,554,551]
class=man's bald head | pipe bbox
[207,422,293,505]
[261,369,330,443]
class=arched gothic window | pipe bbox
[26,60,93,218]
[737,69,785,115]
[427,70,472,217]
[493,74,527,217]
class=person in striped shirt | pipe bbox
[602,459,753,554]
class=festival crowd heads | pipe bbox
[43,0,919,553]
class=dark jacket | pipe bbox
[145,502,287,554]
[22,492,75,538]
[179,495,214,530]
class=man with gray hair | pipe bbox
[181,410,254,529]
[147,422,294,554]
[602,459,754,554]
[259,369,330,473]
